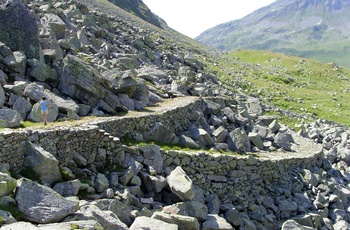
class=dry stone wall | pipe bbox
[0,97,322,199]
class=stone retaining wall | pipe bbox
[162,149,324,201]
[0,96,323,200]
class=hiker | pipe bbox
[40,97,52,125]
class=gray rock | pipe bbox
[333,220,350,230]
[198,128,215,147]
[0,172,17,197]
[139,144,163,174]
[0,108,21,128]
[13,96,32,120]
[37,220,102,230]
[80,204,128,230]
[167,166,195,201]
[152,211,200,230]
[92,199,134,226]
[15,179,79,224]
[0,221,38,230]
[0,69,8,86]
[24,142,62,185]
[212,126,228,143]
[227,128,251,153]
[94,173,109,193]
[274,132,294,151]
[269,120,281,133]
[132,79,150,107]
[23,82,45,102]
[248,132,264,150]
[27,59,57,82]
[225,208,242,227]
[53,179,82,197]
[130,216,178,230]
[4,51,26,75]
[145,122,179,145]
[164,201,208,222]
[139,170,167,193]
[0,85,4,107]
[42,13,67,39]
[0,0,40,59]
[3,81,28,96]
[0,209,16,225]
[179,135,200,149]
[202,214,233,230]
[281,220,315,230]
[137,67,169,85]
[118,94,135,111]
[206,194,220,214]
[103,69,138,97]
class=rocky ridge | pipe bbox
[0,0,223,128]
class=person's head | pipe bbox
[42,97,47,101]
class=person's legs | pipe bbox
[42,111,48,125]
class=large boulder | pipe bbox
[102,69,138,97]
[23,142,62,185]
[164,200,209,222]
[15,179,79,224]
[26,59,57,82]
[41,13,67,39]
[4,51,26,75]
[166,166,195,201]
[0,0,40,59]
[79,204,128,230]
[145,122,179,145]
[130,216,178,230]
[13,96,32,120]
[0,108,21,128]
[59,55,118,109]
[152,211,200,230]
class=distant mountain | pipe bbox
[196,0,350,68]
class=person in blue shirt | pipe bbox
[40,97,52,125]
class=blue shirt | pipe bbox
[40,101,48,111]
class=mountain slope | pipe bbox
[196,0,350,68]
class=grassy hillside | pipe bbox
[205,50,350,125]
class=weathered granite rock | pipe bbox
[79,204,129,230]
[0,209,16,225]
[167,166,195,201]
[26,59,57,82]
[0,0,39,59]
[92,199,135,226]
[94,173,109,193]
[139,144,163,174]
[130,216,178,230]
[1,221,38,230]
[53,179,82,197]
[23,142,62,185]
[4,51,26,75]
[164,201,208,222]
[13,96,32,120]
[41,13,67,39]
[15,179,79,224]
[281,220,315,230]
[0,108,21,128]
[145,122,179,145]
[0,172,17,197]
[152,211,200,230]
[0,85,4,107]
[37,220,102,230]
[202,214,233,230]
